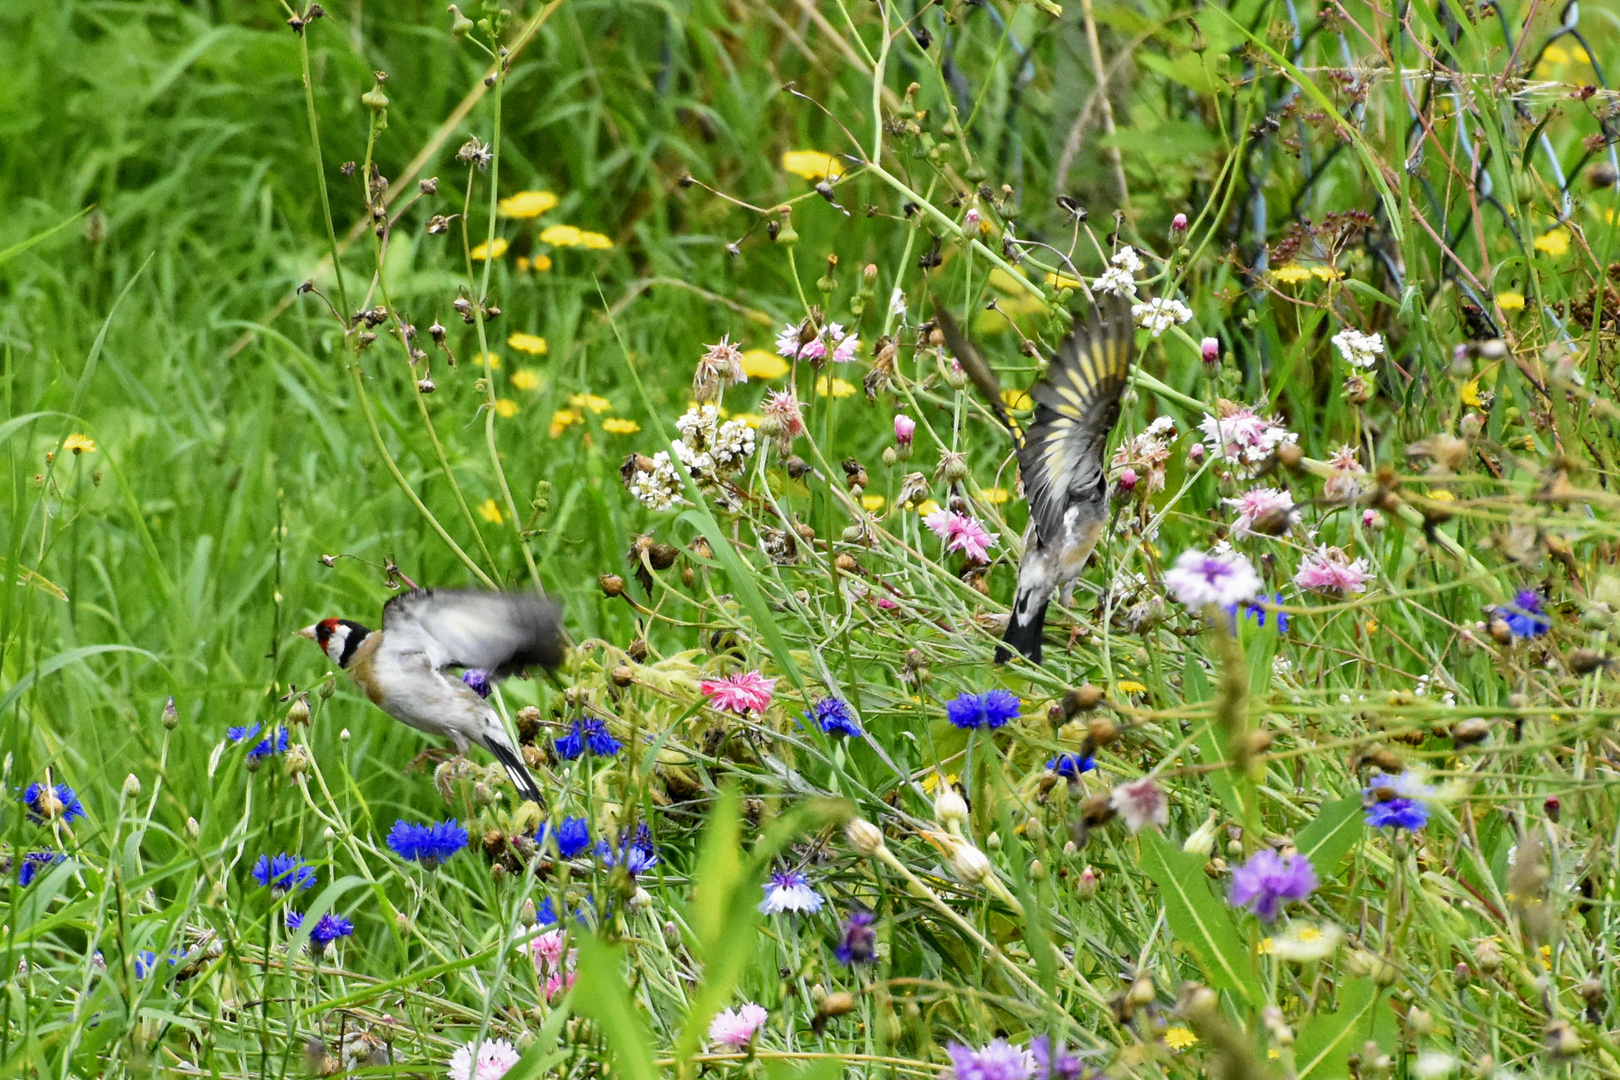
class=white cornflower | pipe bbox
[1110,777,1169,833]
[1131,297,1193,337]
[759,871,824,915]
[1331,328,1385,369]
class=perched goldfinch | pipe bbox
[301,589,566,803]
[936,294,1137,663]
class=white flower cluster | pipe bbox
[674,404,756,480]
[1331,328,1384,369]
[1131,297,1193,337]
[1111,246,1144,274]
[627,452,683,510]
[1092,246,1144,298]
[1199,403,1299,479]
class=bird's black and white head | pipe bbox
[299,617,372,668]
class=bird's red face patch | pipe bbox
[314,617,341,646]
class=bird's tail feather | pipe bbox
[483,734,545,806]
[999,591,1049,665]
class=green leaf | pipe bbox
[1295,978,1389,1078]
[571,935,657,1080]
[1295,798,1364,882]
[1138,831,1259,1004]
[0,644,159,718]
[765,1060,845,1080]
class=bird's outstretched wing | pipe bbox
[933,303,1022,441]
[1019,294,1137,545]
[382,589,566,676]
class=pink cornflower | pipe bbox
[894,413,916,445]
[1110,777,1170,834]
[1225,487,1297,538]
[762,390,806,439]
[1163,547,1262,608]
[530,928,568,972]
[708,1002,768,1048]
[774,322,858,363]
[448,1038,521,1080]
[700,671,777,714]
[1199,401,1298,478]
[1323,444,1368,503]
[1294,546,1371,594]
[923,509,998,563]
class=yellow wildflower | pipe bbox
[741,349,790,379]
[861,494,886,511]
[540,225,584,247]
[474,351,502,370]
[495,398,520,419]
[1533,228,1570,258]
[510,369,541,392]
[982,487,1012,504]
[569,393,612,414]
[1495,291,1525,312]
[1270,264,1313,284]
[780,150,843,181]
[477,498,503,524]
[1426,489,1456,502]
[549,408,583,438]
[919,772,958,794]
[63,434,97,454]
[730,412,765,428]
[498,190,559,218]
[1309,265,1343,281]
[470,237,509,261]
[1572,45,1590,64]
[1001,388,1032,412]
[1268,1049,1281,1061]
[1462,379,1483,407]
[1045,271,1083,291]
[507,333,549,356]
[1541,44,1570,65]
[1118,680,1148,694]
[815,375,857,398]
[914,499,941,516]
[1163,1027,1198,1052]
[602,417,641,435]
[1365,618,1379,633]
[578,230,614,250]
[1258,937,1275,955]
[519,253,553,273]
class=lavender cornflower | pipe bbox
[287,910,354,952]
[945,690,1020,731]
[1046,753,1095,782]
[834,908,877,965]
[17,851,64,887]
[554,718,621,760]
[461,669,492,698]
[1030,1037,1093,1080]
[946,1039,1036,1080]
[22,783,85,824]
[537,816,592,859]
[1227,849,1317,921]
[386,819,469,868]
[252,853,317,895]
[1493,589,1550,639]
[1163,548,1262,609]
[1362,772,1432,830]
[759,871,824,915]
[805,697,862,737]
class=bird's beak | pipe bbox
[298,625,318,641]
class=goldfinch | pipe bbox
[301,589,566,804]
[936,294,1137,663]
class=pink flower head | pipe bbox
[1294,546,1371,594]
[1187,442,1206,464]
[530,928,568,972]
[544,969,577,1001]
[1200,336,1220,367]
[1163,547,1261,608]
[1323,444,1368,503]
[1199,402,1298,478]
[700,671,777,714]
[894,413,916,445]
[1171,212,1189,233]
[1110,777,1169,834]
[448,1038,521,1080]
[763,390,806,439]
[1225,487,1297,538]
[775,322,825,362]
[1116,467,1138,494]
[923,509,998,563]
[708,1002,768,1048]
[826,323,860,364]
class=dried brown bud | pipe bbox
[1451,717,1491,745]
[599,574,626,598]
[626,638,649,663]
[611,665,635,688]
[1065,683,1105,714]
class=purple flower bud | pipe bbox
[894,413,916,446]
[1117,467,1137,494]
[1200,336,1220,368]
[1171,212,1188,233]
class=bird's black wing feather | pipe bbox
[382,589,566,677]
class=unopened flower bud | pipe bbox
[846,817,886,857]
[1200,336,1220,368]
[1188,442,1206,464]
[600,574,626,598]
[162,696,179,729]
[287,696,311,727]
[1171,212,1188,235]
[1127,975,1155,1006]
[1182,809,1220,857]
[934,786,969,829]
[945,841,991,884]
[1076,865,1100,898]
[185,816,201,839]
[122,773,142,799]
[1116,467,1137,494]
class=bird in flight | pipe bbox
[301,588,566,803]
[936,294,1137,663]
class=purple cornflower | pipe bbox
[17,851,65,887]
[759,871,823,915]
[22,783,85,824]
[537,816,592,859]
[1046,753,1095,781]
[1494,589,1550,639]
[1030,1037,1092,1080]
[1362,772,1432,830]
[287,910,355,951]
[555,718,621,760]
[462,669,492,698]
[1163,548,1261,609]
[834,908,877,966]
[1228,849,1317,922]
[946,1039,1036,1080]
[252,853,317,895]
[945,690,1021,731]
[805,697,862,737]
[386,819,469,868]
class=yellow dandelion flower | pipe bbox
[495,398,520,418]
[498,190,559,218]
[1271,264,1313,284]
[515,256,530,272]
[577,230,614,250]
[470,237,509,261]
[510,369,541,392]
[1462,379,1483,407]
[780,150,843,181]
[1163,1027,1199,1052]
[507,333,549,356]
[914,498,941,516]
[602,417,641,435]
[741,349,790,379]
[540,224,584,248]
[568,393,612,414]
[473,351,502,370]
[730,412,765,428]
[1258,937,1275,955]
[477,498,503,524]
[1309,265,1343,281]
[1045,271,1084,291]
[63,434,97,454]
[549,408,583,438]
[527,253,553,272]
[862,494,886,511]
[1572,45,1591,64]
[1268,1049,1281,1061]
[1118,680,1148,694]
[815,375,857,398]
[1542,44,1570,65]
[1495,291,1525,312]
[1365,618,1379,633]
[982,487,1012,504]
[919,772,958,794]
[1001,388,1032,412]
[1533,228,1570,258]
[1426,489,1456,502]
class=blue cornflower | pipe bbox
[1046,753,1095,781]
[833,908,877,966]
[537,895,594,927]
[287,910,355,951]
[134,949,180,980]
[805,697,862,737]
[251,727,290,759]
[1030,1036,1094,1080]
[252,853,317,895]
[18,851,65,887]
[555,718,621,760]
[462,669,492,698]
[226,723,262,743]
[1226,591,1289,634]
[760,871,824,915]
[22,782,85,824]
[1362,771,1432,830]
[944,690,1021,730]
[597,826,658,877]
[1495,589,1550,639]
[1228,849,1317,922]
[537,816,592,859]
[386,819,469,868]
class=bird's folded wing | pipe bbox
[382,589,566,676]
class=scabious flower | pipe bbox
[287,911,355,951]
[1294,546,1371,594]
[761,390,806,441]
[22,782,84,824]
[835,908,878,965]
[1131,297,1193,337]
[709,1002,768,1048]
[1046,753,1095,781]
[805,697,862,737]
[1323,443,1369,503]
[1331,328,1385,369]
[1199,401,1299,478]
[252,853,316,895]
[1110,777,1169,833]
[1228,850,1318,921]
[462,669,492,698]
[1363,772,1432,830]
[18,851,64,887]
[945,690,1020,730]
[1225,487,1297,538]
[554,718,622,759]
[1492,589,1550,638]
[774,322,858,364]
[386,819,469,868]
[701,671,776,714]
[1030,1037,1092,1080]
[759,870,824,915]
[946,1039,1036,1080]
[1163,548,1262,609]
[448,1037,522,1080]
[537,816,592,859]
[923,509,998,562]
